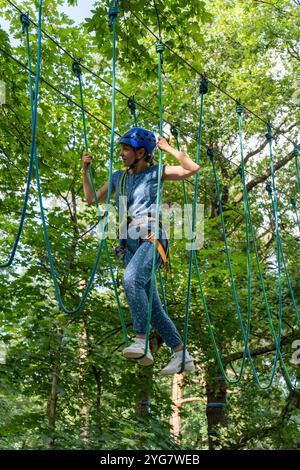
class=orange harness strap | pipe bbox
[146,232,169,271]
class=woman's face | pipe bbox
[120,144,145,167]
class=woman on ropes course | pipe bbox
[82,127,199,375]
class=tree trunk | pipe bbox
[76,196,89,445]
[82,313,102,434]
[205,373,227,450]
[47,320,63,448]
[135,334,163,417]
[170,368,205,445]
[170,373,184,443]
[79,319,89,446]
[47,188,80,447]
[48,367,59,437]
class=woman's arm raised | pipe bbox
[82,153,114,205]
[157,137,200,181]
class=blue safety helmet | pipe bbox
[119,127,157,155]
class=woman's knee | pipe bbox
[123,268,141,291]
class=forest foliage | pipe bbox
[0,0,299,450]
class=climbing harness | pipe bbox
[146,232,168,270]
[124,91,176,313]
[117,167,169,271]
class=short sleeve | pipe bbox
[152,163,165,181]
[111,169,123,191]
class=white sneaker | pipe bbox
[160,350,195,376]
[122,338,154,366]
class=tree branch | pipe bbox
[253,0,288,15]
[231,120,297,180]
[225,388,300,450]
[234,149,295,203]
[177,397,204,406]
[287,45,300,63]
[224,331,299,364]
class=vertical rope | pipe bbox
[172,126,244,384]
[180,77,207,372]
[291,198,300,235]
[209,147,252,379]
[29,1,128,322]
[237,106,285,388]
[72,60,128,341]
[294,146,300,194]
[143,40,166,357]
[0,13,35,269]
[266,126,299,326]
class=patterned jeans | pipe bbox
[123,233,183,350]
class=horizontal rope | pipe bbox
[1,11,297,216]
[5,0,298,200]
[130,9,298,148]
[207,402,226,408]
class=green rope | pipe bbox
[142,40,166,358]
[291,146,300,235]
[172,87,248,384]
[125,92,169,319]
[171,126,192,368]
[172,126,245,384]
[266,126,300,327]
[237,105,288,389]
[170,122,186,303]
[24,0,128,338]
[158,268,169,316]
[268,185,300,327]
[291,198,300,235]
[13,3,298,388]
[22,13,34,121]
[72,58,128,343]
[180,76,207,373]
[294,146,300,195]
[0,12,35,269]
[209,146,257,383]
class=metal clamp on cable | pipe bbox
[265,124,273,142]
[72,61,82,78]
[156,40,165,64]
[20,12,30,33]
[200,74,208,95]
[207,145,215,162]
[266,183,273,195]
[236,99,244,115]
[108,1,119,27]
